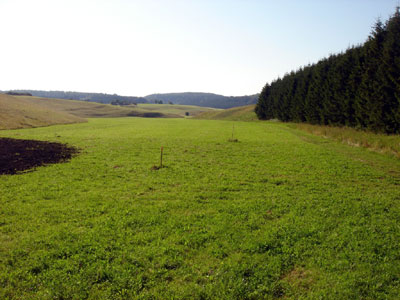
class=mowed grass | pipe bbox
[1,118,400,299]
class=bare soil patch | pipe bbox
[0,138,78,175]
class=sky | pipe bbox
[0,0,398,97]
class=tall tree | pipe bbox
[381,7,400,132]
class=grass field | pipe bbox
[136,103,218,118]
[1,118,400,299]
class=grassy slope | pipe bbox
[12,96,216,118]
[0,95,217,130]
[0,94,85,130]
[194,104,257,121]
[1,118,400,299]
[292,123,400,158]
[13,96,177,119]
[25,96,141,118]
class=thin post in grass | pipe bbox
[160,146,164,168]
[229,124,238,142]
[151,146,164,170]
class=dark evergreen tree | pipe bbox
[345,46,364,127]
[255,83,273,119]
[290,67,311,122]
[355,19,386,131]
[381,7,400,132]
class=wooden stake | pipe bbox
[160,146,164,168]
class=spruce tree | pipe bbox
[381,7,400,132]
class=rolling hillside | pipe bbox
[15,96,150,118]
[0,94,86,130]
[195,104,257,121]
[0,94,217,130]
[14,96,215,118]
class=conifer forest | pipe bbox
[256,8,400,134]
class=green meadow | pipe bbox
[1,118,400,299]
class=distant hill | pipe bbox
[144,92,259,109]
[194,105,257,121]
[2,90,259,109]
[5,90,148,104]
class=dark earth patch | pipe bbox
[127,111,166,118]
[0,138,78,175]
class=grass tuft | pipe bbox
[228,138,239,142]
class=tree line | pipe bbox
[5,91,33,96]
[6,90,148,104]
[111,99,138,106]
[145,92,258,109]
[255,8,400,134]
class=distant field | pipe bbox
[1,118,400,299]
[195,104,257,121]
[0,95,216,130]
[136,103,218,117]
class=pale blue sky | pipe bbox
[0,0,398,96]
